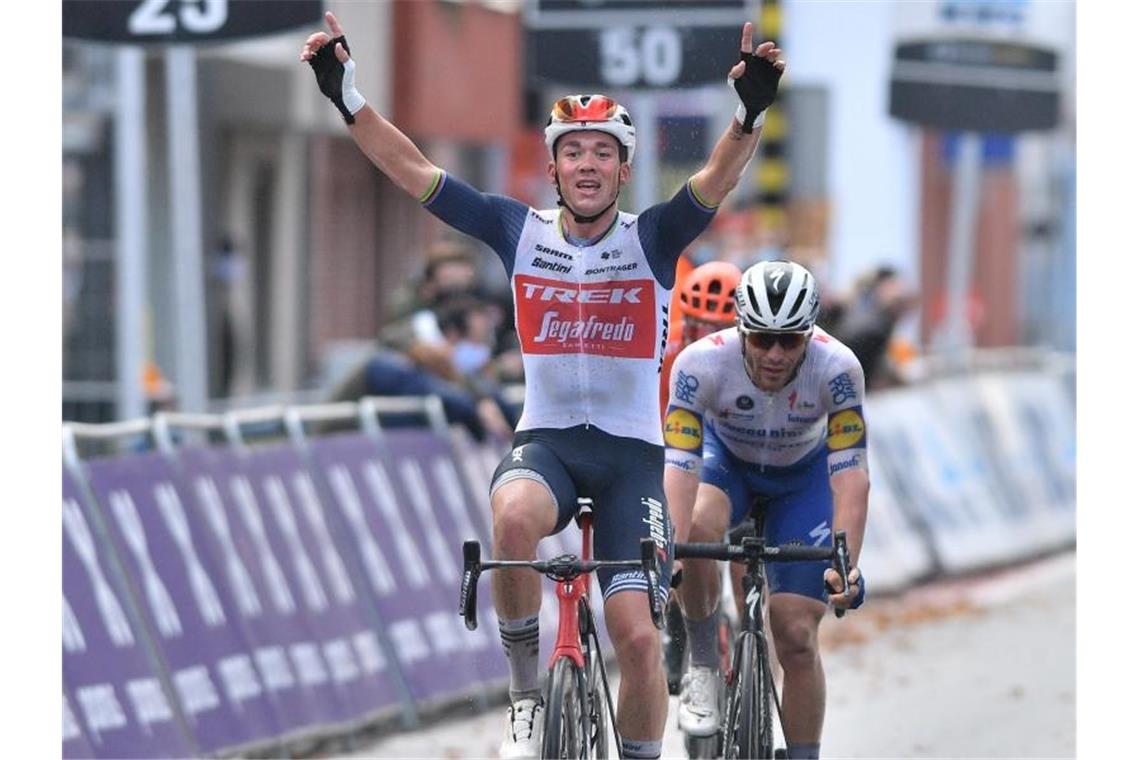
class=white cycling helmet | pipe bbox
[736,260,821,333]
[544,94,637,164]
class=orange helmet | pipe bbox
[678,261,742,324]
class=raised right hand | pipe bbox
[300,12,365,124]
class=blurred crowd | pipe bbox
[328,240,522,443]
[329,227,920,439]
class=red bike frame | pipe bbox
[548,512,594,670]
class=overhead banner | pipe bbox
[63,0,323,45]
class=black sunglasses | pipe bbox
[743,331,809,350]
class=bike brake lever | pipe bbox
[640,538,664,630]
[460,540,482,630]
[833,530,850,620]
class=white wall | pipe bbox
[784,0,919,292]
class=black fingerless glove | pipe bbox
[308,35,366,124]
[732,51,783,133]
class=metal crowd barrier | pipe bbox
[63,355,1075,757]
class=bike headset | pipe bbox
[678,260,743,344]
[734,260,821,386]
[544,94,636,225]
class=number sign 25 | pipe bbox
[129,0,228,35]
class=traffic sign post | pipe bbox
[64,1,323,417]
[888,33,1061,356]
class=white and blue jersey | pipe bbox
[663,326,868,601]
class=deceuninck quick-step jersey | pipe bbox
[422,171,717,445]
[663,325,869,477]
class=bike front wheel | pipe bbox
[725,632,775,759]
[543,656,586,759]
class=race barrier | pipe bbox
[62,360,1075,757]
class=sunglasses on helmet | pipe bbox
[551,95,619,123]
[743,330,810,350]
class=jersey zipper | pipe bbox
[759,392,777,474]
[575,241,590,429]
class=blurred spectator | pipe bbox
[329,288,516,443]
[828,266,918,390]
[210,235,247,395]
[386,239,479,322]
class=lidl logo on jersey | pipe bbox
[515,274,655,358]
[664,407,703,452]
[827,407,866,450]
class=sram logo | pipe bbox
[515,274,655,358]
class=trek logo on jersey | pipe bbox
[827,406,865,450]
[515,274,655,357]
[664,407,703,452]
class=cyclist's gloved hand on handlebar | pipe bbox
[824,566,865,610]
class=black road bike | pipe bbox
[674,498,851,759]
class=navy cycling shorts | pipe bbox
[490,425,672,604]
[701,425,833,603]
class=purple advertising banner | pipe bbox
[307,432,502,693]
[237,443,400,719]
[176,445,352,733]
[63,466,196,758]
[62,691,98,759]
[82,454,281,756]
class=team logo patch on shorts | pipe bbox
[664,407,703,452]
[827,408,865,450]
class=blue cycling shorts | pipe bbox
[701,425,832,603]
[490,425,672,605]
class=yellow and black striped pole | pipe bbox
[755,0,789,238]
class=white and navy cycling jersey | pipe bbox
[422,171,717,446]
[663,325,868,478]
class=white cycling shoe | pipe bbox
[678,666,721,737]
[500,696,545,759]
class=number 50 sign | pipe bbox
[526,0,755,90]
[64,0,323,44]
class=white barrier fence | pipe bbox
[859,360,1075,594]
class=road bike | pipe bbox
[674,498,851,759]
[460,507,665,759]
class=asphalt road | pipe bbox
[342,551,1075,759]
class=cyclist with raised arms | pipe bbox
[302,13,784,759]
[664,261,869,760]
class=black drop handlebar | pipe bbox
[459,538,665,631]
[674,530,853,619]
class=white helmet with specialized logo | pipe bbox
[544,94,637,164]
[736,260,820,333]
